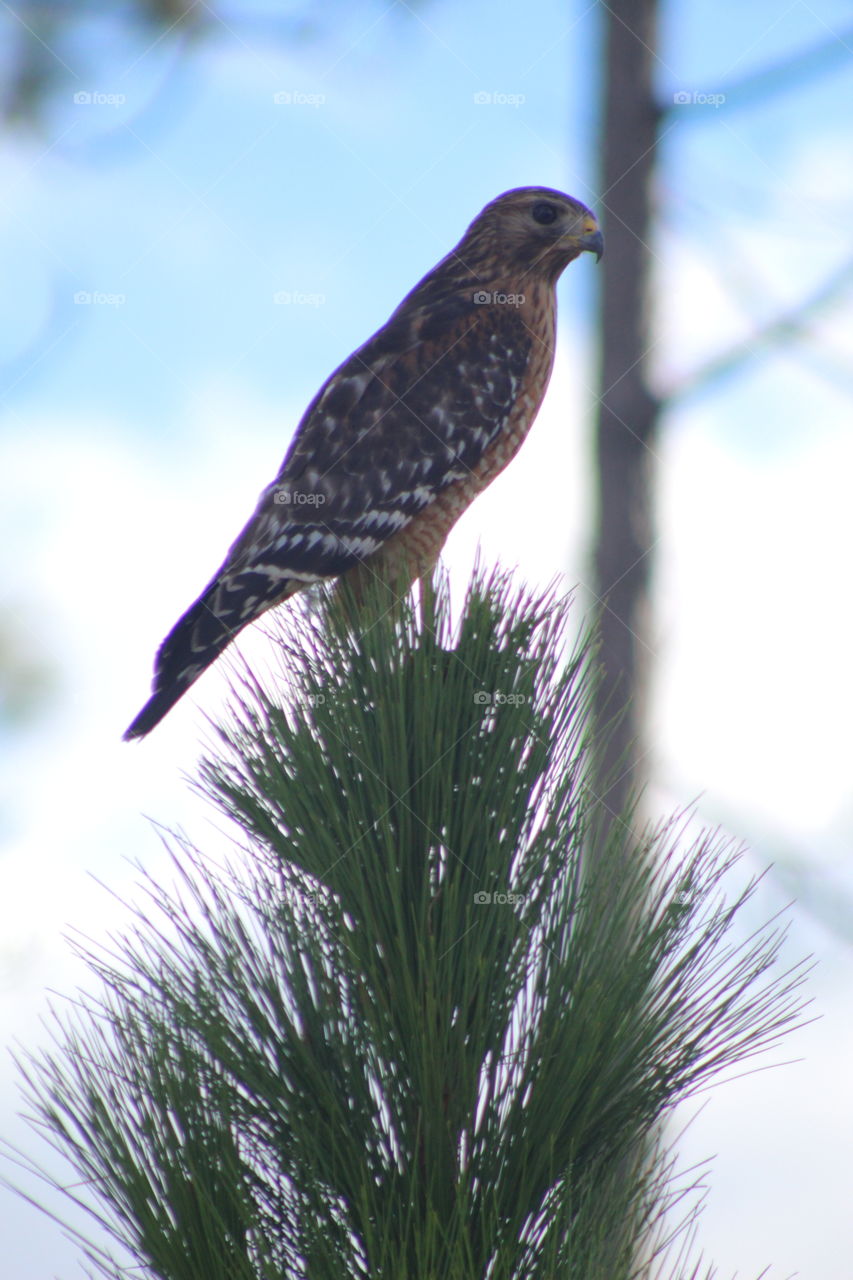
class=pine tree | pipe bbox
[12,568,807,1279]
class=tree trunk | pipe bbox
[592,0,661,817]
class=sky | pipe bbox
[2,0,853,1275]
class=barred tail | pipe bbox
[123,680,200,740]
[124,558,313,740]
[123,589,242,739]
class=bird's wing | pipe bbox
[123,300,535,740]
[219,299,534,587]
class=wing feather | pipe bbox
[220,303,533,587]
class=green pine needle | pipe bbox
[7,566,809,1280]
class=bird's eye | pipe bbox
[532,201,559,225]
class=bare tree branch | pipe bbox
[667,258,853,402]
[661,24,853,118]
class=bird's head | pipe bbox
[461,186,603,285]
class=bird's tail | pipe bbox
[123,588,246,740]
[123,679,199,740]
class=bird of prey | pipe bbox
[124,186,602,738]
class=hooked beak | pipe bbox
[578,226,604,262]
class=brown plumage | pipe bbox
[124,186,602,739]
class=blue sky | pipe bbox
[2,1,853,1275]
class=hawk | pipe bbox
[124,186,602,739]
